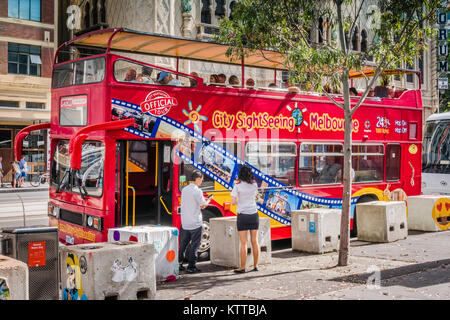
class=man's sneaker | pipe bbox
[179,264,186,271]
[186,267,201,273]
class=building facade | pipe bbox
[0,0,58,181]
[59,0,438,120]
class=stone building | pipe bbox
[0,0,58,182]
[59,0,438,119]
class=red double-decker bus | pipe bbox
[15,28,422,252]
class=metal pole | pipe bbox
[241,55,245,88]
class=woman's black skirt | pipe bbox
[236,213,259,231]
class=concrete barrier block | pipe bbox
[291,209,341,254]
[0,254,29,300]
[407,196,450,232]
[60,242,155,300]
[356,201,407,243]
[108,225,179,282]
[210,216,271,268]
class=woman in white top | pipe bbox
[231,165,259,273]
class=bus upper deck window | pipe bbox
[52,57,105,88]
[114,59,197,88]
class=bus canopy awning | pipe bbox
[64,28,287,70]
[60,28,419,78]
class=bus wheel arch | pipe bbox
[352,194,379,238]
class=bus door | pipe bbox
[116,140,173,227]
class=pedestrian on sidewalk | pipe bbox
[178,170,212,273]
[11,161,21,188]
[231,165,260,273]
[19,155,27,188]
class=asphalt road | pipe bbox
[0,190,50,229]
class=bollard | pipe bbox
[108,225,179,282]
[291,209,341,254]
[0,254,29,300]
[210,216,271,268]
[407,196,450,231]
[356,201,407,243]
[59,242,155,300]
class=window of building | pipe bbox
[8,0,41,22]
[201,0,211,24]
[22,130,46,179]
[8,43,41,76]
[0,130,12,149]
[351,27,359,51]
[26,102,45,109]
[418,50,424,85]
[0,101,19,108]
[406,63,414,83]
[299,143,343,185]
[361,29,367,53]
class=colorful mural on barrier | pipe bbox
[0,277,10,300]
[432,198,450,231]
[63,253,88,300]
[111,93,360,225]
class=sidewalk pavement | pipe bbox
[0,181,48,193]
[156,230,450,300]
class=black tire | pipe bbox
[352,195,378,238]
[30,174,40,187]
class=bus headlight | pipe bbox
[85,215,103,232]
[48,204,59,218]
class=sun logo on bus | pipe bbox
[182,101,208,133]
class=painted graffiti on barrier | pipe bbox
[63,253,88,300]
[111,257,138,282]
[0,277,10,300]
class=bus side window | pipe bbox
[113,59,197,87]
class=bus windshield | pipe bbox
[52,57,105,88]
[51,140,105,197]
[423,119,450,174]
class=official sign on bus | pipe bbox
[140,90,178,116]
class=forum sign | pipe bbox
[438,2,449,90]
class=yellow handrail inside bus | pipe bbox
[160,196,171,215]
[128,186,136,226]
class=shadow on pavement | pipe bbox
[327,258,450,288]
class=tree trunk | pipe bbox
[335,0,352,267]
[338,93,352,266]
